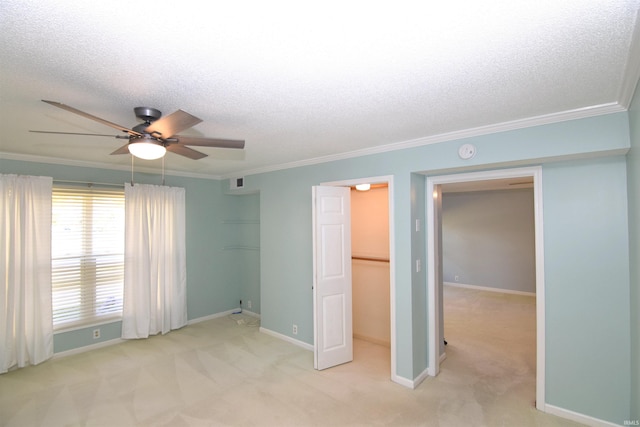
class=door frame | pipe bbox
[426,166,546,412]
[319,175,398,383]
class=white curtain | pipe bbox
[122,183,187,339]
[0,174,53,373]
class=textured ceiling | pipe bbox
[1,1,639,178]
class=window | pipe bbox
[51,186,125,330]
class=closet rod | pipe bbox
[53,179,125,188]
[351,256,390,263]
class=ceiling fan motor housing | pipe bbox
[134,107,161,123]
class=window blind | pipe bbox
[51,186,125,330]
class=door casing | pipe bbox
[316,175,398,383]
[425,166,546,412]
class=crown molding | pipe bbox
[618,8,640,108]
[0,152,222,180]
[225,102,626,179]
[1,101,629,181]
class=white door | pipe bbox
[312,185,353,370]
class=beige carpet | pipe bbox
[0,288,581,426]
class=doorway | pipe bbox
[313,175,398,382]
[426,166,546,411]
[351,183,391,375]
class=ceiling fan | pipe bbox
[31,100,245,160]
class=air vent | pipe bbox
[230,177,244,190]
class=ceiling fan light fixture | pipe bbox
[128,137,166,160]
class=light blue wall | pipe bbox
[1,108,634,423]
[0,158,241,353]
[240,112,632,423]
[628,83,640,419]
[442,188,536,293]
[543,157,630,423]
[411,172,428,376]
[221,191,261,314]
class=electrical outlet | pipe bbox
[455,275,460,282]
[93,329,100,339]
[293,324,298,335]
[248,300,252,309]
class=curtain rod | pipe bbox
[53,179,125,188]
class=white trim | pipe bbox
[51,310,263,361]
[225,103,625,178]
[240,309,261,318]
[390,374,415,389]
[618,8,640,109]
[52,337,125,359]
[2,102,622,180]
[411,368,430,389]
[426,166,546,412]
[319,175,397,385]
[444,281,536,297]
[187,309,239,325]
[532,166,546,413]
[312,187,319,368]
[52,309,241,358]
[53,317,122,334]
[426,183,439,377]
[545,404,621,427]
[390,368,428,389]
[0,151,223,180]
[260,327,314,351]
[320,175,393,189]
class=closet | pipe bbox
[351,185,390,347]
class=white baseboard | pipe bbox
[240,309,260,318]
[187,308,239,325]
[545,404,621,427]
[259,327,314,351]
[390,373,415,389]
[54,309,260,359]
[409,367,430,389]
[444,281,535,297]
[189,309,261,325]
[390,368,430,390]
[258,327,424,392]
[52,337,125,359]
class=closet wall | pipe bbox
[351,186,390,346]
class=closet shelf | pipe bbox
[352,255,389,263]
